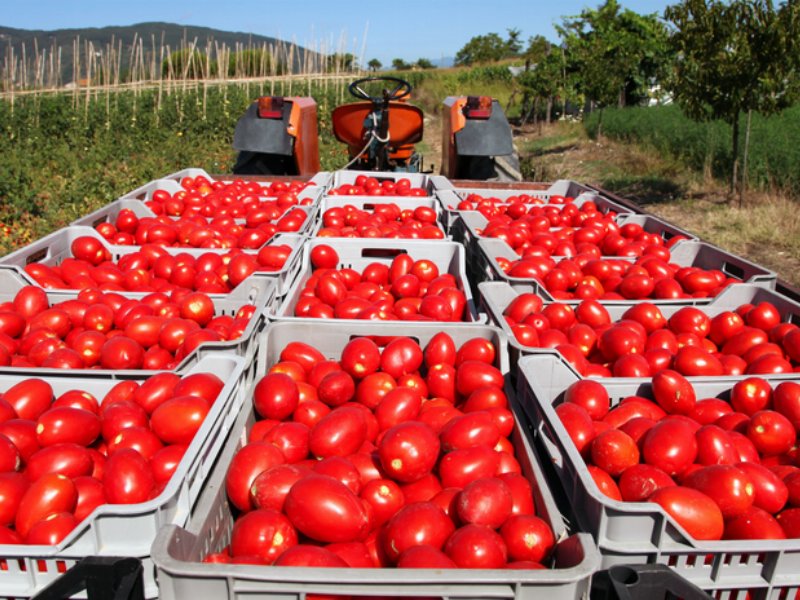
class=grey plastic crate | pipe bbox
[0,352,247,599]
[475,237,777,304]
[0,226,293,301]
[151,320,599,600]
[479,280,800,374]
[518,352,800,597]
[270,237,484,323]
[0,267,273,386]
[310,195,448,238]
[615,214,697,245]
[71,198,158,228]
[325,169,454,195]
[159,169,332,188]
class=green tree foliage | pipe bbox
[454,33,508,66]
[228,49,283,77]
[368,58,383,72]
[392,58,411,71]
[518,48,564,122]
[664,0,798,195]
[506,28,523,55]
[415,58,436,70]
[558,0,671,108]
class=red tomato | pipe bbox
[0,472,28,527]
[284,474,370,543]
[380,337,423,380]
[225,441,285,512]
[4,379,53,421]
[651,370,696,415]
[273,544,349,567]
[500,514,555,563]
[382,501,455,562]
[378,421,440,482]
[103,448,155,504]
[590,429,640,477]
[253,373,299,420]
[455,477,512,528]
[618,464,676,502]
[15,473,77,538]
[564,379,610,420]
[150,395,210,445]
[724,506,786,540]
[309,406,367,458]
[684,465,755,518]
[310,244,339,269]
[444,524,507,569]
[359,479,405,527]
[649,486,724,540]
[230,508,298,561]
[642,419,698,476]
[36,407,101,447]
[747,410,795,456]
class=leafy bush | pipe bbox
[585,104,800,194]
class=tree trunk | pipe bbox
[729,112,740,200]
[739,109,752,208]
[546,97,552,124]
[618,86,625,108]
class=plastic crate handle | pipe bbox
[31,556,144,600]
[537,420,565,470]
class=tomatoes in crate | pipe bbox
[215,333,559,570]
[556,372,800,541]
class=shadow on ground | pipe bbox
[600,176,685,205]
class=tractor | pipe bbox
[232,75,519,181]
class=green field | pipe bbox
[584,104,800,196]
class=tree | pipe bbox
[391,58,411,71]
[506,28,523,56]
[519,49,564,123]
[558,0,671,109]
[454,33,507,66]
[367,58,382,72]
[415,58,436,69]
[664,0,798,197]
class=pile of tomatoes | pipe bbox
[93,204,309,250]
[556,370,800,541]
[0,285,255,370]
[22,236,294,294]
[292,245,469,321]
[316,203,445,239]
[147,175,316,217]
[0,367,225,545]
[450,192,574,212]
[493,249,742,302]
[212,333,558,569]
[461,198,626,233]
[502,292,800,378]
[326,176,429,197]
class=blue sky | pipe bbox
[2,0,674,66]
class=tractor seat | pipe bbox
[332,101,424,149]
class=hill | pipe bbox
[0,22,317,85]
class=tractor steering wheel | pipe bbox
[348,76,412,103]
